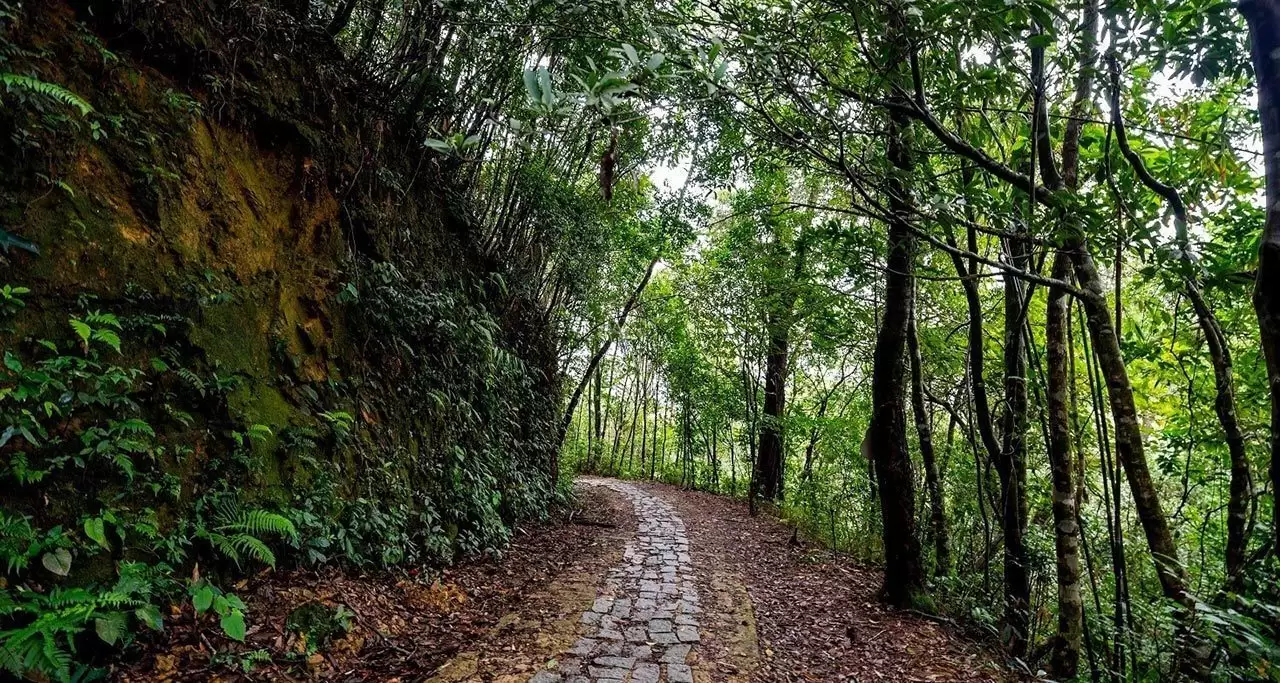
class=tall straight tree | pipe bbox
[1240,0,1280,558]
[865,5,926,606]
[754,235,806,501]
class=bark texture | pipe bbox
[1241,0,1280,559]
[1046,253,1083,678]
[869,105,926,606]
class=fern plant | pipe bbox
[197,503,297,569]
[0,564,164,683]
[0,73,92,115]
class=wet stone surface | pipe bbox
[531,479,701,682]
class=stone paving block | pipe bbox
[632,662,661,683]
[659,643,692,663]
[593,655,635,669]
[676,625,700,643]
[625,643,653,660]
[588,665,629,679]
[610,598,632,619]
[567,638,597,656]
[667,663,694,683]
[649,631,679,645]
[598,641,624,656]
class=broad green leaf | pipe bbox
[522,69,539,102]
[94,612,126,645]
[538,67,553,107]
[220,610,247,641]
[42,547,72,576]
[84,517,110,551]
[135,604,164,632]
[192,585,214,614]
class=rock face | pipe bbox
[535,480,702,683]
[0,0,560,567]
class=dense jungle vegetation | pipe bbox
[2,0,1280,680]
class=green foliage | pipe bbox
[0,73,92,116]
[0,289,305,680]
[0,562,167,682]
[189,580,247,641]
[196,502,297,569]
[284,601,352,654]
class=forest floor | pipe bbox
[122,479,1011,682]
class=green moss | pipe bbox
[190,292,269,377]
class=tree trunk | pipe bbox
[1069,243,1211,678]
[1241,0,1280,561]
[325,0,359,37]
[1108,55,1254,591]
[869,103,926,607]
[998,225,1031,657]
[640,371,650,474]
[908,297,950,577]
[754,238,806,502]
[754,316,788,501]
[1047,253,1083,678]
[1038,2,1095,669]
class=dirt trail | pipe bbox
[124,479,1006,682]
[513,479,1008,683]
[640,482,1009,682]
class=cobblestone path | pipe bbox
[530,479,701,683]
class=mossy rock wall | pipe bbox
[0,0,561,569]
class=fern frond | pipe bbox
[0,73,92,115]
[206,533,241,566]
[218,510,296,539]
[227,534,276,568]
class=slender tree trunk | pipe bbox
[1047,254,1084,678]
[325,0,359,36]
[1070,244,1211,677]
[754,317,788,501]
[609,372,630,472]
[729,425,738,495]
[908,298,950,577]
[868,94,926,606]
[998,226,1031,657]
[358,0,387,57]
[659,401,669,479]
[640,371,650,474]
[1108,55,1254,592]
[1034,2,1096,668]
[1240,0,1280,560]
[651,389,661,480]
